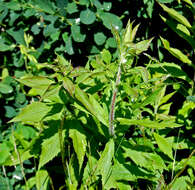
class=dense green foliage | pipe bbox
[0,0,195,189]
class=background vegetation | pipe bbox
[0,0,195,189]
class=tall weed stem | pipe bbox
[109,54,125,136]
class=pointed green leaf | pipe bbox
[39,130,65,169]
[124,148,166,172]
[117,118,182,129]
[160,37,192,66]
[89,95,108,126]
[159,3,192,28]
[97,139,114,186]
[9,102,51,123]
[154,133,173,159]
[74,86,95,115]
[36,170,49,190]
[69,128,87,171]
[133,88,162,109]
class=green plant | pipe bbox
[1,20,194,190]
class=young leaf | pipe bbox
[160,37,192,67]
[69,128,87,171]
[159,3,192,28]
[153,133,173,159]
[9,102,51,123]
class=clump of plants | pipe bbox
[1,17,195,190]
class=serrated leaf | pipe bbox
[159,3,192,28]
[80,9,96,25]
[69,127,87,171]
[9,102,51,123]
[117,118,182,129]
[39,131,65,169]
[97,139,114,186]
[101,49,112,64]
[36,170,49,190]
[154,133,173,159]
[124,148,166,172]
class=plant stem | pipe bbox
[109,54,124,136]
[12,127,29,189]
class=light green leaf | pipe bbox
[117,118,182,129]
[9,102,51,123]
[36,170,49,190]
[39,130,65,169]
[97,139,114,186]
[101,49,112,64]
[17,76,54,88]
[159,3,192,28]
[0,143,10,165]
[74,86,95,115]
[89,94,109,126]
[71,24,86,42]
[130,38,153,55]
[80,9,96,25]
[154,133,173,159]
[69,128,87,171]
[0,40,14,52]
[160,37,192,66]
[133,88,162,109]
[124,148,166,172]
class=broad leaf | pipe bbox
[80,9,96,25]
[71,24,86,42]
[9,102,51,123]
[39,130,65,169]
